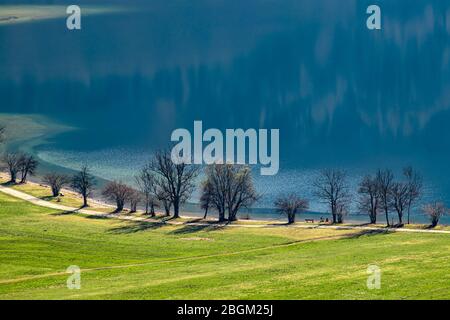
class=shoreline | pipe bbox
[1,180,449,233]
[1,172,448,228]
[0,113,447,225]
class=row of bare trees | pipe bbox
[100,152,260,220]
[41,166,97,207]
[0,124,447,226]
[357,167,423,226]
[274,167,446,227]
[311,167,425,226]
[130,153,260,221]
[0,127,39,186]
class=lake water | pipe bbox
[1,0,450,223]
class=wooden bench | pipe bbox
[305,219,315,223]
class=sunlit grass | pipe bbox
[0,192,449,299]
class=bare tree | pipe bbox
[336,201,349,223]
[275,194,309,224]
[71,166,96,207]
[389,181,409,225]
[129,190,142,213]
[422,202,447,227]
[376,169,394,227]
[43,173,70,197]
[226,165,259,221]
[147,195,159,217]
[102,181,133,212]
[2,152,22,183]
[135,164,156,215]
[149,150,199,219]
[203,164,259,222]
[161,199,172,216]
[200,180,213,219]
[153,183,172,216]
[358,175,379,224]
[403,166,423,224]
[18,154,39,183]
[313,169,350,224]
[203,164,228,222]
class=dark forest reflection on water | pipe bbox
[1,0,450,219]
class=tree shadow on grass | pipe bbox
[1,181,16,186]
[343,229,391,239]
[40,196,55,201]
[108,220,168,234]
[344,223,373,228]
[168,222,228,235]
[51,207,84,216]
[84,214,111,220]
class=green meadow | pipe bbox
[0,191,449,300]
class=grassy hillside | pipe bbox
[0,192,449,300]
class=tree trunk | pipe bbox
[407,206,411,224]
[51,187,59,197]
[145,200,149,215]
[82,195,88,208]
[20,171,27,184]
[384,207,390,227]
[218,210,225,222]
[150,204,155,217]
[116,200,124,212]
[203,207,208,219]
[228,208,237,222]
[288,212,295,224]
[164,202,170,216]
[173,201,179,218]
[9,170,16,183]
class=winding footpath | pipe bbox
[1,184,450,234]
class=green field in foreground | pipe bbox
[0,192,449,300]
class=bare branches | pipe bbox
[129,190,142,213]
[71,165,96,207]
[389,181,409,225]
[226,166,259,221]
[274,194,309,224]
[135,163,156,215]
[102,181,133,212]
[203,164,259,222]
[376,169,394,226]
[404,166,423,224]
[1,152,21,183]
[422,202,448,227]
[199,180,213,219]
[1,152,39,184]
[43,173,70,197]
[358,175,379,224]
[148,150,199,218]
[313,169,350,224]
[18,154,39,184]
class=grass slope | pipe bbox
[0,192,449,300]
